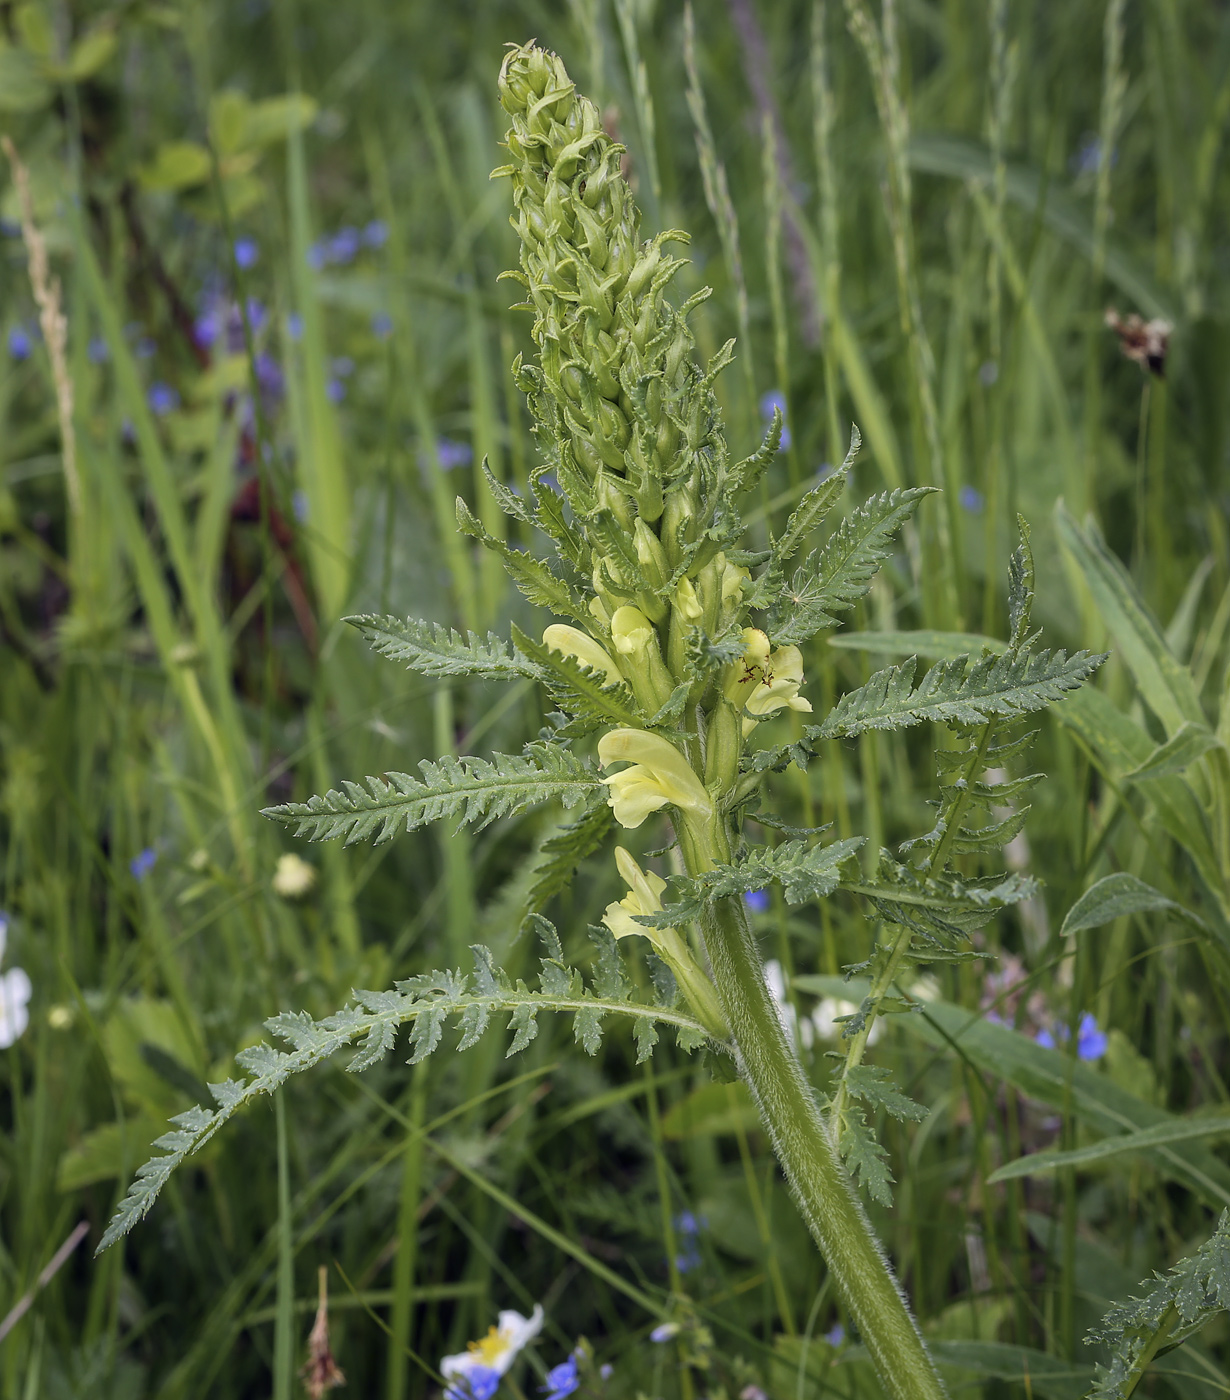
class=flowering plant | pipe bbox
[100,40,1103,1400]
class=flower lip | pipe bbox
[597,729,712,829]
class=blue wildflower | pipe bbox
[135,335,156,360]
[130,848,157,880]
[88,336,109,364]
[959,485,984,513]
[8,327,31,361]
[436,437,473,471]
[293,490,309,523]
[650,1322,680,1343]
[444,1368,501,1400]
[363,219,389,248]
[326,378,345,403]
[286,313,303,342]
[743,889,770,914]
[307,242,327,271]
[1034,1027,1056,1050]
[245,298,266,331]
[194,308,221,348]
[255,352,283,397]
[330,355,354,378]
[541,1357,580,1400]
[759,389,792,449]
[234,236,259,270]
[825,1323,845,1346]
[371,311,393,338]
[148,383,179,416]
[327,226,361,264]
[1077,1012,1108,1061]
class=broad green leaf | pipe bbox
[1060,873,1207,938]
[659,1080,758,1139]
[989,1111,1230,1183]
[929,1342,1090,1400]
[243,94,319,147]
[62,24,117,80]
[1126,720,1221,781]
[138,141,213,192]
[796,976,1230,1208]
[1056,505,1204,738]
[0,45,51,111]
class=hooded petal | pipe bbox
[542,625,621,686]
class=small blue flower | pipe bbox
[325,378,345,403]
[8,327,31,361]
[234,236,259,270]
[1071,134,1116,177]
[148,383,179,416]
[130,848,157,880]
[1077,1012,1108,1062]
[759,389,787,421]
[255,352,283,396]
[286,313,303,342]
[135,336,156,360]
[650,1322,680,1343]
[195,308,221,348]
[88,336,109,364]
[541,1356,580,1400]
[363,219,389,248]
[327,226,361,264]
[743,889,770,914]
[330,355,354,379]
[674,1245,702,1273]
[307,242,327,271]
[1034,1027,1056,1050]
[371,311,393,339]
[445,1368,501,1400]
[959,485,984,514]
[436,437,473,471]
[674,1210,702,1236]
[245,298,267,331]
[293,490,309,522]
[825,1323,845,1347]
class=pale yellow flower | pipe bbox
[674,576,703,622]
[598,729,712,829]
[602,846,671,943]
[724,629,812,734]
[273,852,317,898]
[542,624,621,686]
[610,605,654,656]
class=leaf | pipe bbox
[927,1342,1090,1400]
[241,93,319,148]
[815,648,1104,740]
[1060,873,1207,938]
[511,624,644,728]
[988,1111,1230,1183]
[456,497,588,621]
[0,47,51,112]
[347,614,544,682]
[648,837,865,923]
[262,745,601,845]
[1056,506,1204,739]
[839,1109,894,1206]
[1125,720,1221,781]
[843,1065,927,1122]
[523,799,615,920]
[766,486,933,645]
[797,976,1230,1208]
[1084,1212,1230,1399]
[844,862,1037,945]
[771,426,862,562]
[99,956,715,1251]
[138,141,214,192]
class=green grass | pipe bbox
[1,0,1229,1396]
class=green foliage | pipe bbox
[263,744,601,844]
[347,613,545,681]
[100,940,714,1252]
[1085,1212,1230,1399]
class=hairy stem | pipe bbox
[693,872,947,1400]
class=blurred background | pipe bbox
[2,0,1229,1395]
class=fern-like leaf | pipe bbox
[456,497,589,622]
[347,614,543,682]
[765,485,933,645]
[98,946,717,1253]
[523,798,616,921]
[263,743,601,845]
[772,425,862,563]
[644,837,865,924]
[1085,1211,1230,1399]
[815,648,1104,740]
[512,624,644,728]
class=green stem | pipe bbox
[830,922,914,1132]
[697,888,948,1400]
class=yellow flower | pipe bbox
[273,852,316,898]
[598,729,712,829]
[610,605,654,656]
[674,576,703,622]
[723,629,812,734]
[602,846,670,943]
[602,848,728,1038]
[542,624,621,686]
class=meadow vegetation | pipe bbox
[2,1,1230,1397]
